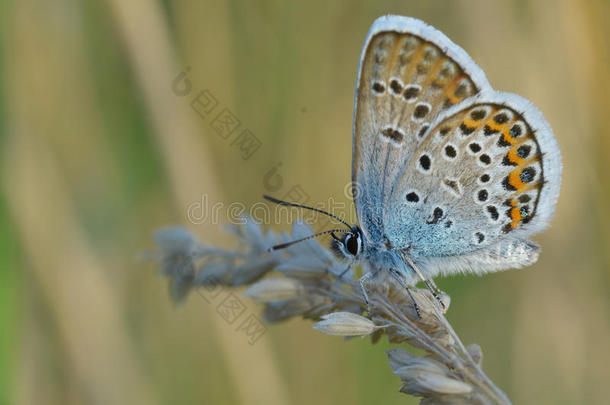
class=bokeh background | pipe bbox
[2,0,610,404]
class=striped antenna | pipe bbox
[263,194,352,229]
[267,229,351,252]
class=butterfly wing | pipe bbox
[352,15,492,243]
[386,93,561,274]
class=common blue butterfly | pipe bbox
[267,15,562,305]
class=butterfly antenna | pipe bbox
[263,194,352,229]
[267,229,350,252]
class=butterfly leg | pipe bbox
[403,255,445,310]
[358,270,379,310]
[338,262,353,278]
[388,268,421,319]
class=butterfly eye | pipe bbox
[345,234,360,256]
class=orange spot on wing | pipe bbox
[507,148,524,166]
[444,73,466,104]
[501,127,517,144]
[485,121,506,133]
[501,127,531,146]
[463,116,482,128]
[423,57,445,86]
[418,56,448,99]
[510,206,522,229]
[508,170,525,191]
[516,181,543,194]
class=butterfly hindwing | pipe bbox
[386,93,562,261]
[352,15,491,243]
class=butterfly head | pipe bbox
[330,226,364,259]
[263,195,366,259]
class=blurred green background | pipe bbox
[2,0,610,404]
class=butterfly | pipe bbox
[266,15,561,307]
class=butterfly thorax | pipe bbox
[361,236,419,285]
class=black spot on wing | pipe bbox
[479,154,491,165]
[414,103,430,119]
[520,167,536,183]
[372,81,385,94]
[494,113,508,124]
[444,145,456,158]
[475,232,485,243]
[406,192,419,202]
[487,205,499,220]
[390,79,403,94]
[419,154,431,171]
[517,145,532,158]
[426,207,444,224]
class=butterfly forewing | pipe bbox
[352,16,491,242]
